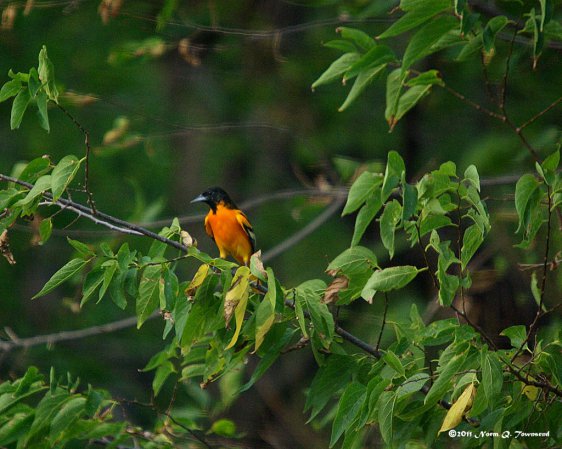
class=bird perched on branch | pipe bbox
[191,187,256,266]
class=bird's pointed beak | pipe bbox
[191,194,207,204]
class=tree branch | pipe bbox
[262,195,346,263]
[0,313,158,353]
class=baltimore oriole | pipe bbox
[191,187,256,266]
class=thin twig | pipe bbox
[518,96,562,131]
[511,186,553,362]
[376,292,389,352]
[55,103,96,214]
[165,413,215,449]
[415,223,439,289]
[499,25,518,112]
[440,84,505,120]
[450,304,498,350]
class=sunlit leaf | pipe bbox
[438,383,475,433]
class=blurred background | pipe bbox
[0,1,560,447]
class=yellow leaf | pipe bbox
[185,264,209,297]
[439,383,476,434]
[522,383,539,401]
[225,266,251,349]
[254,268,276,352]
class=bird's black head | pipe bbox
[191,187,237,212]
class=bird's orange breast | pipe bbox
[204,204,253,265]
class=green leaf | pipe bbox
[209,418,237,437]
[377,0,451,39]
[405,69,444,87]
[464,164,480,191]
[385,69,406,126]
[324,39,358,53]
[419,214,452,236]
[541,149,560,185]
[327,246,378,274]
[81,268,105,307]
[500,325,527,350]
[0,79,22,103]
[14,174,52,209]
[482,16,509,53]
[395,84,432,123]
[337,27,376,51]
[382,151,405,201]
[435,240,460,306]
[109,272,128,310]
[67,237,95,258]
[50,396,86,439]
[137,265,162,328]
[460,224,484,270]
[351,195,383,246]
[100,260,118,302]
[305,354,357,422]
[24,390,69,444]
[424,352,467,405]
[38,45,59,103]
[51,155,82,201]
[362,265,420,300]
[240,326,296,393]
[378,391,396,445]
[28,67,41,98]
[0,413,34,446]
[330,383,367,447]
[542,149,560,172]
[456,33,483,61]
[401,180,418,221]
[327,246,378,304]
[342,171,382,216]
[383,350,406,377]
[156,0,178,31]
[380,200,402,259]
[343,45,395,81]
[396,372,430,398]
[481,349,503,403]
[153,361,176,396]
[402,15,458,70]
[10,88,31,130]
[33,258,89,299]
[525,9,544,67]
[36,90,50,132]
[18,156,52,183]
[296,279,334,349]
[39,217,53,245]
[339,63,387,111]
[514,174,541,233]
[312,52,361,90]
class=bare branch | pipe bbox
[518,96,562,131]
[0,313,157,353]
[262,195,346,263]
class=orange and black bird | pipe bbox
[191,187,256,266]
